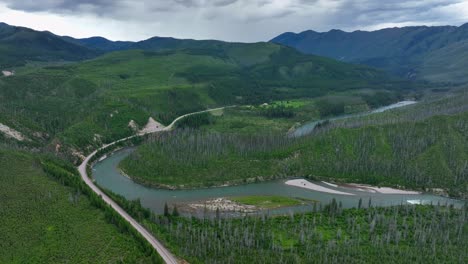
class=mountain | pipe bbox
[0,22,98,67]
[419,39,468,83]
[64,35,246,54]
[62,36,134,52]
[271,23,468,83]
[63,35,234,53]
[3,20,467,84]
[130,36,220,50]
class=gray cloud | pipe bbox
[2,0,239,13]
[3,0,113,13]
[174,0,238,7]
[0,0,466,41]
[336,0,464,26]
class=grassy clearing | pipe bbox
[204,107,296,134]
[265,99,308,108]
[230,195,302,209]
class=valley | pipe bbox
[90,97,465,216]
[0,17,466,264]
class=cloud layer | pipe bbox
[0,0,466,41]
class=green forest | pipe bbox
[0,44,411,159]
[108,192,468,264]
[0,149,162,263]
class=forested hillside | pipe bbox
[0,23,97,68]
[0,43,401,159]
[62,36,134,52]
[0,149,161,263]
[271,23,468,83]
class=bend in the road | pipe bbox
[78,106,232,263]
[165,106,234,131]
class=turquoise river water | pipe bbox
[93,101,464,215]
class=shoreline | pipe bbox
[117,170,280,191]
[340,183,421,195]
[285,179,355,195]
[92,148,460,199]
[286,179,423,196]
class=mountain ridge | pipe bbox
[2,20,467,85]
[0,22,98,67]
[61,36,134,52]
[271,23,468,83]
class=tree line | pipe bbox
[108,191,468,264]
[40,157,163,263]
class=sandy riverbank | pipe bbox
[321,181,338,188]
[287,179,421,195]
[285,179,354,195]
[342,183,421,194]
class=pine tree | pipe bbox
[172,205,179,217]
[216,207,220,221]
[164,202,169,217]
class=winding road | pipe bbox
[77,106,231,264]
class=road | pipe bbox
[164,106,230,130]
[77,106,231,264]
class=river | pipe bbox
[92,100,463,216]
[93,147,462,216]
[291,100,417,137]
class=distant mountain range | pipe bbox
[271,23,468,83]
[0,22,273,67]
[1,21,467,84]
[62,35,246,53]
[61,36,134,52]
[0,22,98,67]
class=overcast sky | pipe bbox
[0,0,467,42]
